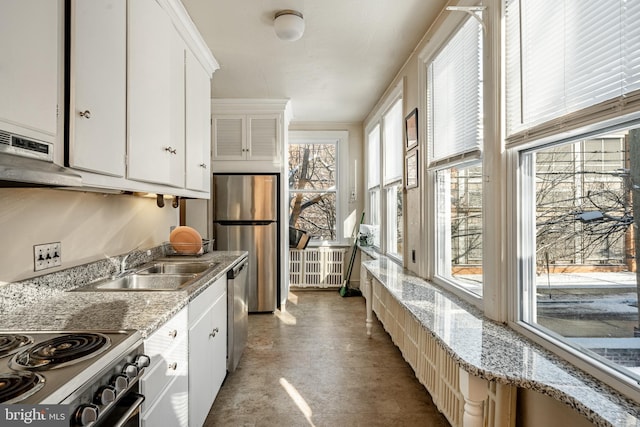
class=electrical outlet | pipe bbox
[34,242,61,271]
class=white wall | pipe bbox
[0,188,178,283]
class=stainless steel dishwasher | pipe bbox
[227,258,249,372]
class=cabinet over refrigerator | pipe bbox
[213,174,279,312]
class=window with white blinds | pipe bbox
[428,16,483,165]
[506,0,640,138]
[367,124,380,189]
[383,99,403,184]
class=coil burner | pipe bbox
[10,333,110,370]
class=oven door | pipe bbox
[95,392,144,427]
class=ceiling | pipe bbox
[181,0,447,123]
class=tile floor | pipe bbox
[204,290,451,426]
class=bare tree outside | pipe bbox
[288,143,337,241]
[535,138,630,271]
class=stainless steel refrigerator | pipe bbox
[213,174,279,312]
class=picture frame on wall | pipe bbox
[406,150,418,189]
[405,108,418,149]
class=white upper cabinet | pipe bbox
[0,0,59,143]
[67,0,126,177]
[212,99,292,172]
[213,114,279,162]
[185,49,212,193]
[213,115,246,160]
[128,0,185,188]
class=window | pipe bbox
[366,94,404,260]
[428,15,483,296]
[366,125,381,247]
[383,99,404,259]
[519,127,639,387]
[288,131,348,244]
[507,0,640,393]
[435,163,483,296]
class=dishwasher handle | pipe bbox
[227,260,248,279]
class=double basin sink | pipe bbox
[75,261,219,292]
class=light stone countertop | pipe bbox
[0,250,247,338]
[362,256,640,427]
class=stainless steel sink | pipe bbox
[135,262,218,275]
[71,260,219,292]
[79,274,197,291]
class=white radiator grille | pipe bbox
[289,248,346,288]
[370,279,516,427]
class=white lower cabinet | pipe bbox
[188,276,228,427]
[141,307,188,427]
[140,276,228,427]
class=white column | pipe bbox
[459,368,488,427]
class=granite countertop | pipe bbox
[362,256,640,427]
[0,250,247,337]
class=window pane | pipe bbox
[367,125,380,189]
[289,143,336,190]
[369,189,381,247]
[383,99,403,183]
[385,184,403,258]
[506,0,640,135]
[289,192,336,241]
[429,16,483,163]
[521,129,640,383]
[288,139,338,243]
[436,164,483,296]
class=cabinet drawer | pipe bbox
[144,307,187,363]
[188,276,226,324]
[141,334,187,409]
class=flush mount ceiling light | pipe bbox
[274,9,305,41]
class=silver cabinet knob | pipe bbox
[164,146,177,154]
[168,329,177,338]
[199,163,207,168]
[79,110,91,119]
[168,362,178,371]
[209,327,219,338]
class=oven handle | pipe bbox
[111,392,144,427]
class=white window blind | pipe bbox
[506,0,640,137]
[367,124,380,189]
[428,16,483,165]
[383,99,403,184]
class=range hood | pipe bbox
[0,131,82,187]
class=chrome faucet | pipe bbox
[119,253,131,276]
[109,252,133,279]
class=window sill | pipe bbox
[362,255,640,427]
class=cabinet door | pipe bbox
[67,0,126,176]
[189,285,227,427]
[213,116,245,160]
[128,0,185,187]
[210,292,228,394]
[0,0,58,141]
[247,115,279,160]
[185,49,211,192]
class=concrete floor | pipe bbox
[204,290,451,427]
